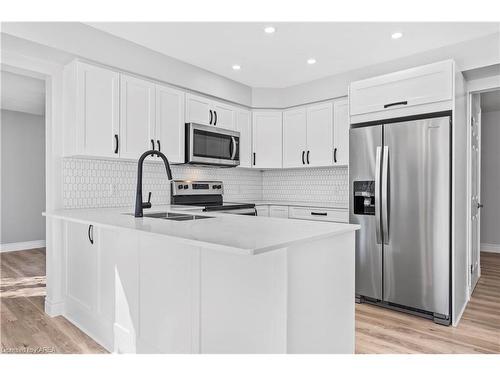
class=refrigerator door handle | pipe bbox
[382,146,389,244]
[375,146,382,244]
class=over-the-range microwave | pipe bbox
[185,123,240,167]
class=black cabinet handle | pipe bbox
[253,152,256,166]
[302,151,305,165]
[88,225,94,244]
[311,212,327,216]
[383,101,408,108]
[214,111,217,126]
[209,110,213,124]
[114,134,119,154]
[334,148,337,163]
[151,139,155,151]
[306,150,310,164]
[157,140,161,153]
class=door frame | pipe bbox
[466,84,500,295]
[1,50,66,316]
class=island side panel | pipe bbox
[286,232,355,354]
[199,248,287,354]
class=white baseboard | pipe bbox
[44,298,65,317]
[0,240,46,253]
[481,243,500,253]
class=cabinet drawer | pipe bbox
[269,205,289,218]
[289,207,348,223]
[349,60,453,117]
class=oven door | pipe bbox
[186,123,240,166]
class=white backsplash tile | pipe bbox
[62,158,348,209]
[262,167,348,208]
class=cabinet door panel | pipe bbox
[212,103,235,130]
[120,75,156,160]
[256,206,269,217]
[185,94,211,125]
[269,206,289,218]
[306,103,333,167]
[333,99,349,165]
[76,63,119,157]
[235,109,252,168]
[156,85,185,163]
[66,222,97,311]
[283,108,307,168]
[252,111,283,169]
[138,236,200,353]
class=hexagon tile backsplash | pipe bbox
[62,158,348,209]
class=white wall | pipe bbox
[1,109,46,244]
[253,32,500,108]
[480,109,500,246]
[1,23,252,106]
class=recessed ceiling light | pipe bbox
[232,65,241,71]
[391,32,403,39]
[264,26,276,34]
[307,58,316,65]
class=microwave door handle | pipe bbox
[381,146,389,244]
[375,146,382,244]
[231,137,237,160]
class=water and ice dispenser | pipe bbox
[353,181,375,215]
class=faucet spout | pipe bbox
[135,150,173,217]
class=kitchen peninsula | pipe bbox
[44,206,360,354]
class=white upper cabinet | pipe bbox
[306,102,333,167]
[68,62,120,158]
[235,109,252,168]
[212,102,235,130]
[349,60,453,121]
[155,85,185,164]
[333,99,349,165]
[282,103,333,168]
[252,111,283,169]
[283,108,307,168]
[186,93,235,130]
[120,74,156,160]
[185,93,211,125]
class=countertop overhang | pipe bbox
[44,205,360,255]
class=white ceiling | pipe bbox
[1,71,45,116]
[87,22,500,88]
[481,90,500,113]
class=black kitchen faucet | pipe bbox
[134,150,173,217]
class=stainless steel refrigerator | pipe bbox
[349,113,451,325]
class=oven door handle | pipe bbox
[230,136,237,160]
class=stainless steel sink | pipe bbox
[141,212,213,221]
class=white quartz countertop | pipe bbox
[44,205,359,255]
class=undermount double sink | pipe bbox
[140,212,213,221]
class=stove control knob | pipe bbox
[217,185,222,189]
[183,185,189,189]
[212,185,217,189]
[178,184,183,189]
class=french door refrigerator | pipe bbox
[349,113,451,325]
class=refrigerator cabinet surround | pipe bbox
[349,114,451,324]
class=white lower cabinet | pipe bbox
[288,207,348,223]
[137,236,200,353]
[256,205,270,217]
[269,205,289,218]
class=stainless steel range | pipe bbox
[171,180,257,215]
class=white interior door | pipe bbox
[470,93,482,292]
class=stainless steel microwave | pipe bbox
[185,123,240,167]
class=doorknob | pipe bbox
[477,203,484,209]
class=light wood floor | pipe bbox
[1,248,499,354]
[1,248,106,354]
[356,252,500,354]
